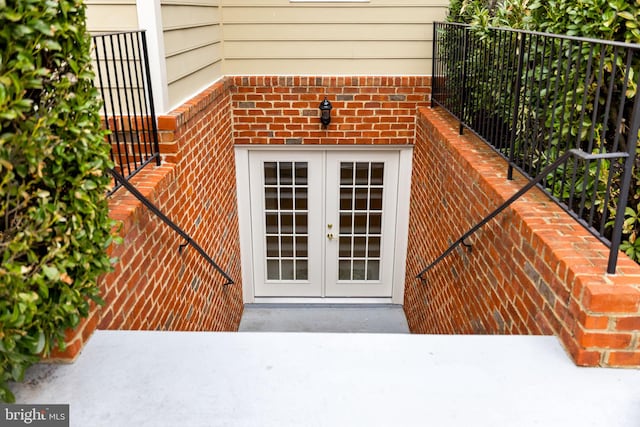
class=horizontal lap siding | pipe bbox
[161,1,224,109]
[86,2,141,117]
[86,1,139,33]
[221,0,448,75]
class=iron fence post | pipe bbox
[459,28,470,135]
[141,31,161,166]
[507,33,527,180]
[431,22,437,109]
[607,49,640,274]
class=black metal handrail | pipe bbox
[108,168,234,287]
[431,22,640,274]
[93,31,161,195]
[417,149,628,281]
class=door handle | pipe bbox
[327,233,335,241]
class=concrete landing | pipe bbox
[10,331,640,427]
[239,304,410,333]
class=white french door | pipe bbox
[248,151,399,298]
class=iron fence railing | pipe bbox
[431,22,640,274]
[91,32,233,286]
[92,31,160,194]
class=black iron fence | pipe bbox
[431,22,640,273]
[92,32,233,286]
[92,31,160,194]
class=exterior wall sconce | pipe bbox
[319,97,332,128]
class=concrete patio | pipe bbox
[11,330,640,427]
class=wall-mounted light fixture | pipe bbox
[319,97,332,128]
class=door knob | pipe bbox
[327,233,335,240]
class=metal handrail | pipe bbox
[416,149,628,282]
[108,168,234,287]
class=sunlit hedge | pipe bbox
[0,0,113,402]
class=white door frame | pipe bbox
[234,145,413,304]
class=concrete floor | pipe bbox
[10,331,640,427]
[239,304,410,333]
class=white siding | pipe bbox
[87,0,448,109]
[221,0,447,75]
[86,0,139,33]
[161,0,224,108]
[86,1,142,116]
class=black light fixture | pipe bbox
[319,97,332,128]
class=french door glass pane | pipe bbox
[295,188,308,210]
[280,188,293,210]
[264,161,309,281]
[281,236,294,257]
[337,162,384,281]
[295,236,307,257]
[353,237,366,257]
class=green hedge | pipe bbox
[0,0,114,402]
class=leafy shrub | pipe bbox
[0,0,113,402]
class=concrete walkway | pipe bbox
[239,304,410,333]
[10,331,640,427]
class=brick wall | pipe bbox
[51,79,243,360]
[404,107,640,367]
[51,75,431,361]
[52,77,639,368]
[231,76,431,145]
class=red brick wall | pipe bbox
[52,79,243,360]
[404,107,640,367]
[231,76,431,145]
[54,77,640,369]
[52,75,431,360]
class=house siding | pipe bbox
[221,0,448,75]
[86,2,143,117]
[161,0,224,109]
[85,0,139,33]
[86,0,448,112]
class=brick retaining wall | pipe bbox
[52,79,243,359]
[404,107,640,367]
[53,78,640,368]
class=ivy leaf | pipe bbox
[38,282,49,299]
[0,385,15,404]
[41,39,61,51]
[11,364,25,383]
[42,265,60,281]
[617,11,637,20]
[82,180,97,191]
[2,11,21,22]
